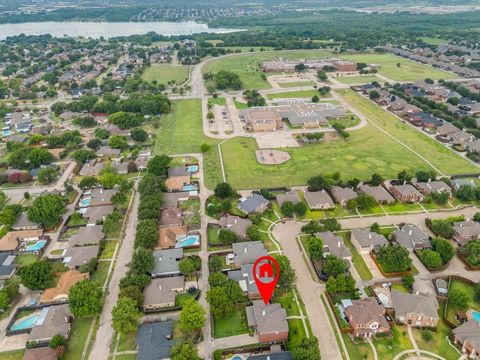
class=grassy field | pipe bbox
[0,351,24,360]
[278,81,315,88]
[141,64,190,85]
[338,89,477,175]
[446,279,479,326]
[267,89,321,99]
[419,37,448,45]
[153,99,222,189]
[66,318,94,360]
[335,75,382,84]
[338,53,458,81]
[372,325,413,360]
[203,50,331,89]
[213,307,249,338]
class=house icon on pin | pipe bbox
[259,262,273,278]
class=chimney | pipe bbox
[368,233,372,240]
[408,230,412,236]
[337,241,341,248]
[262,310,266,317]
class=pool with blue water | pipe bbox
[80,197,91,207]
[176,235,200,248]
[11,314,40,331]
[187,165,199,173]
[25,240,47,252]
[182,184,198,192]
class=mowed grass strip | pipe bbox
[338,53,458,81]
[267,89,325,99]
[337,89,477,175]
[153,99,222,189]
[142,64,190,85]
[335,75,382,84]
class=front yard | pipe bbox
[66,318,94,360]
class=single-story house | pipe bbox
[96,146,121,158]
[232,241,267,268]
[246,300,289,343]
[391,290,438,327]
[303,190,335,210]
[453,320,480,358]
[228,263,265,299]
[453,220,480,246]
[350,229,388,255]
[151,248,183,278]
[40,270,89,304]
[276,191,301,208]
[344,297,390,338]
[316,231,352,260]
[414,181,452,197]
[330,186,358,207]
[12,213,40,231]
[82,188,119,207]
[79,161,105,177]
[247,352,293,360]
[136,321,175,360]
[0,253,16,280]
[23,347,59,360]
[168,166,189,177]
[81,205,115,225]
[219,215,252,239]
[162,192,191,209]
[68,225,104,246]
[62,245,99,270]
[157,226,188,249]
[159,208,183,227]
[238,194,269,215]
[0,229,43,252]
[165,175,191,192]
[28,304,72,345]
[389,184,424,203]
[143,276,185,311]
[358,184,395,204]
[393,224,431,250]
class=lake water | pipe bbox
[0,21,241,39]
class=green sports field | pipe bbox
[335,75,382,84]
[142,64,190,85]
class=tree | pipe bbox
[291,337,321,360]
[179,257,200,276]
[371,173,384,186]
[301,220,322,235]
[273,255,296,291]
[119,285,144,310]
[323,255,349,276]
[170,343,201,360]
[37,167,59,184]
[147,155,171,176]
[218,229,238,244]
[311,95,319,103]
[27,193,65,228]
[112,297,141,334]
[377,245,412,272]
[130,247,155,275]
[78,176,98,190]
[355,194,377,210]
[71,149,95,164]
[179,298,206,332]
[87,138,102,150]
[319,218,341,232]
[317,70,328,81]
[119,274,151,291]
[209,272,229,287]
[402,274,415,291]
[431,238,454,264]
[307,174,331,191]
[281,201,295,217]
[208,255,223,272]
[369,90,380,100]
[135,220,158,249]
[207,286,234,316]
[200,143,211,153]
[19,260,52,290]
[109,135,129,150]
[49,335,66,349]
[449,289,468,308]
[431,191,449,205]
[397,169,412,184]
[307,237,323,260]
[456,185,477,202]
[69,280,103,318]
[416,170,436,182]
[418,250,442,269]
[130,128,148,142]
[214,182,234,199]
[246,225,261,241]
[370,222,381,233]
[294,202,307,216]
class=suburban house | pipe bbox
[157,226,188,249]
[391,290,439,327]
[436,122,460,139]
[330,186,358,207]
[80,205,114,225]
[232,241,268,268]
[159,208,183,227]
[163,192,191,208]
[12,213,40,231]
[358,184,395,204]
[452,178,476,191]
[350,229,389,255]
[143,276,185,311]
[136,321,175,360]
[453,220,480,245]
[414,181,452,197]
[40,270,89,304]
[68,225,104,246]
[96,146,121,158]
[246,300,289,343]
[82,188,119,207]
[0,229,43,253]
[453,320,480,359]
[165,175,191,192]
[151,248,183,278]
[228,263,268,299]
[0,253,16,280]
[276,191,301,207]
[344,298,390,338]
[316,231,352,260]
[62,245,99,270]
[303,190,335,210]
[393,224,431,250]
[238,194,269,215]
[450,130,475,148]
[168,166,189,177]
[247,352,293,360]
[219,215,252,239]
[23,347,59,360]
[389,184,424,203]
[79,161,105,177]
[28,304,73,345]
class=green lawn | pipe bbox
[153,99,222,189]
[278,81,315,88]
[339,232,373,280]
[142,64,190,85]
[446,279,480,326]
[117,331,137,352]
[66,318,94,360]
[213,307,250,338]
[286,319,307,349]
[91,261,110,285]
[372,325,413,360]
[0,351,24,360]
[115,355,137,360]
[391,283,410,293]
[15,254,37,267]
[267,89,322,99]
[342,334,374,360]
[335,75,381,84]
[99,241,117,260]
[203,50,331,89]
[274,291,300,317]
[338,53,458,81]
[338,89,476,175]
[175,291,199,307]
[413,302,460,360]
[209,97,226,106]
[418,37,448,45]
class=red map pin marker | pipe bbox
[253,255,280,304]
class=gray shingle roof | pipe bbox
[232,241,267,267]
[351,229,388,249]
[316,231,352,259]
[276,191,301,207]
[393,224,431,249]
[28,304,71,342]
[238,194,269,214]
[62,245,99,268]
[219,215,252,238]
[358,184,395,204]
[391,290,438,319]
[152,248,183,276]
[246,300,288,336]
[136,321,175,360]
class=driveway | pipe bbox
[273,221,343,360]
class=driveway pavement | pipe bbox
[273,221,343,360]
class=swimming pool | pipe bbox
[230,356,245,360]
[11,313,40,331]
[472,310,480,322]
[79,197,91,207]
[25,240,47,252]
[187,165,199,173]
[176,235,200,248]
[182,184,198,192]
[2,130,10,137]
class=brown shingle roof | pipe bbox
[0,230,43,252]
[157,226,188,249]
[40,270,89,303]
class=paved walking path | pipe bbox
[213,333,259,350]
[367,338,378,360]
